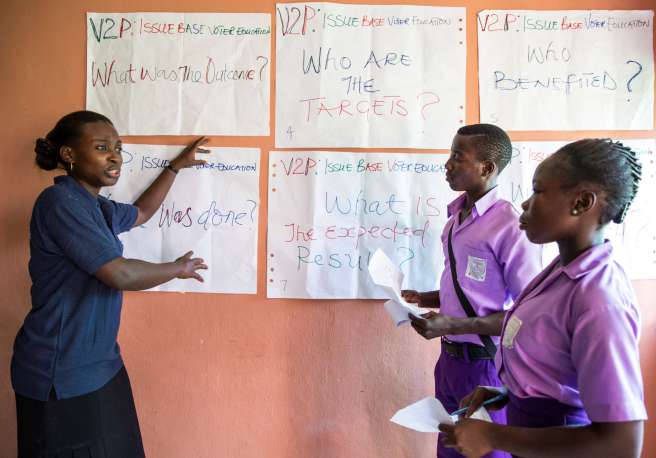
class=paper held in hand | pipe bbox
[367,249,425,326]
[390,396,492,433]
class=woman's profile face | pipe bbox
[64,121,123,193]
[519,157,577,244]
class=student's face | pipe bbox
[520,158,578,244]
[63,121,123,193]
[445,134,489,192]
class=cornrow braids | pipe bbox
[552,139,642,225]
[457,123,513,173]
[611,142,642,224]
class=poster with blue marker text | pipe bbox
[478,10,654,130]
[266,151,457,299]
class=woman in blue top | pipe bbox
[12,111,209,457]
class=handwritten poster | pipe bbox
[100,145,260,293]
[478,10,654,130]
[275,3,466,149]
[498,139,656,279]
[86,13,271,135]
[267,151,457,299]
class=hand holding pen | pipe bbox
[453,386,509,418]
[450,393,508,417]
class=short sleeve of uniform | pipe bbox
[571,300,647,422]
[45,199,125,274]
[99,197,138,234]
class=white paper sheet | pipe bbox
[100,145,260,293]
[478,10,654,130]
[368,249,424,325]
[266,151,457,298]
[390,396,492,433]
[368,248,406,301]
[275,3,466,148]
[87,12,271,135]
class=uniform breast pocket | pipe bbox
[462,245,500,286]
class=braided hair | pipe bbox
[552,139,642,224]
[34,111,113,171]
[457,124,513,173]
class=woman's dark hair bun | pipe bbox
[34,137,59,170]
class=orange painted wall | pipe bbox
[0,1,654,457]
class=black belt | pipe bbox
[441,338,494,360]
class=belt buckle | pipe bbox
[441,338,464,359]
[441,337,457,348]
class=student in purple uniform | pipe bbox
[440,139,646,458]
[402,124,542,458]
[12,111,209,457]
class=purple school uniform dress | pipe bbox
[498,242,647,430]
[436,188,542,458]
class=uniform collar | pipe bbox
[54,175,99,207]
[447,186,500,218]
[509,241,614,312]
[561,241,614,280]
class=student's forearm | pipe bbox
[419,290,440,308]
[447,312,505,336]
[487,421,643,458]
[132,165,178,224]
[95,257,181,291]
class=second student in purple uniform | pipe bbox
[402,124,542,458]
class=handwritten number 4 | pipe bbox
[287,126,294,139]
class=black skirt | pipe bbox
[15,365,145,458]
